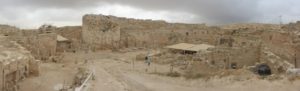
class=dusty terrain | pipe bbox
[1,14,300,91]
[18,50,300,91]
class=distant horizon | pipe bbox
[1,13,299,29]
[0,0,300,28]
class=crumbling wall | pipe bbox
[203,32,262,69]
[119,22,218,49]
[19,32,57,61]
[82,15,121,50]
[205,46,260,69]
[0,36,39,91]
[19,26,81,61]
[82,14,215,50]
[261,31,296,64]
[0,25,22,41]
[295,45,300,68]
[120,29,174,48]
[221,23,281,30]
[36,33,57,61]
[0,25,20,36]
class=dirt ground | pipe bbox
[19,50,300,91]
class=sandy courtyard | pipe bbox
[17,50,300,91]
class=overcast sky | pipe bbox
[0,0,300,29]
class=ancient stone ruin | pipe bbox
[0,35,39,91]
[0,14,300,91]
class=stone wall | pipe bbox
[18,32,57,61]
[36,33,57,61]
[0,36,39,91]
[0,25,20,36]
[261,31,296,65]
[82,14,216,50]
[221,23,281,30]
[204,43,260,69]
[18,25,82,61]
[82,15,121,50]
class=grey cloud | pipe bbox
[3,0,263,24]
[101,0,300,24]
[0,0,299,28]
[3,0,98,8]
[101,0,262,24]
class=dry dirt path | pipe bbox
[90,57,201,91]
[88,51,300,91]
[89,62,127,91]
[20,51,300,91]
[91,58,152,91]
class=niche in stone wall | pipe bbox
[269,35,273,40]
[242,42,247,46]
[231,62,237,69]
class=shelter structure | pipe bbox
[56,35,71,52]
[166,43,214,54]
